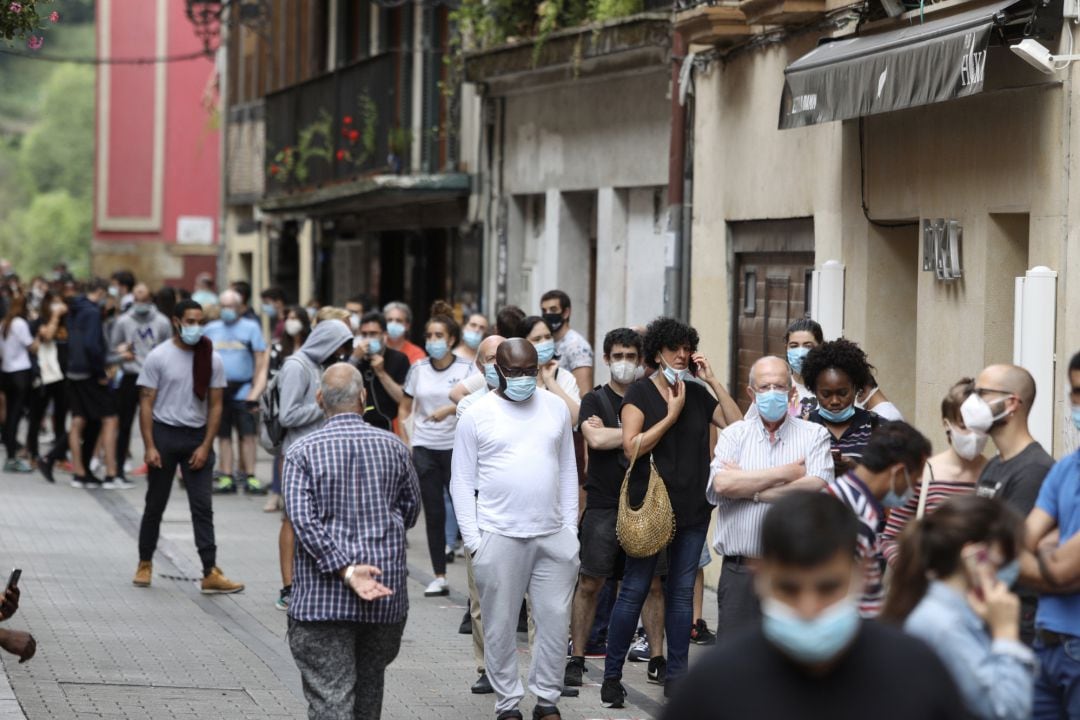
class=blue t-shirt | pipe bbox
[203,318,266,401]
[1034,450,1080,635]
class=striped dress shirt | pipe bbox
[283,413,421,624]
[824,472,885,617]
[708,416,834,558]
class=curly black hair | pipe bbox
[642,317,699,369]
[800,338,874,393]
[603,327,643,356]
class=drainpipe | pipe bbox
[216,9,230,293]
[664,30,688,321]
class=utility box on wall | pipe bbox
[811,260,845,340]
[1014,266,1058,452]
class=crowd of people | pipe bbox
[4,262,1080,720]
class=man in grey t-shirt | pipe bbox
[133,299,244,595]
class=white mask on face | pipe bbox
[946,421,989,461]
[959,393,1010,435]
[609,360,638,385]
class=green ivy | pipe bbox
[0,0,55,43]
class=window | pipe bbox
[743,271,757,315]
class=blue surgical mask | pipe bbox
[755,390,789,423]
[220,308,238,323]
[761,596,860,665]
[484,363,500,390]
[787,347,810,376]
[180,325,203,346]
[387,321,406,339]
[1072,405,1080,431]
[463,329,483,350]
[426,339,449,360]
[535,339,555,365]
[262,303,277,318]
[882,468,914,509]
[503,376,537,402]
[660,359,691,385]
[818,404,856,423]
[367,338,382,355]
[997,559,1020,588]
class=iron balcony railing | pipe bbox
[264,53,407,198]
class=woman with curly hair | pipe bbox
[601,317,741,706]
[801,338,880,475]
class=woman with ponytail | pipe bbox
[882,496,1035,720]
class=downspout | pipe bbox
[665,30,688,320]
[216,8,230,292]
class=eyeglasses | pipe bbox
[974,387,1015,398]
[498,365,539,379]
[753,383,791,393]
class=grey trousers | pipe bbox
[473,527,579,714]
[287,617,406,720]
[465,551,485,673]
[716,558,761,639]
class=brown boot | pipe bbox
[201,567,245,595]
[132,561,152,587]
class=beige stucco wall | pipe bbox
[691,33,1078,463]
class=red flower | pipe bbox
[26,35,43,50]
[8,3,22,13]
[335,149,347,161]
[343,115,353,125]
[269,164,280,176]
[348,129,359,143]
[49,10,59,22]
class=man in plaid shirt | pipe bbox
[283,363,421,720]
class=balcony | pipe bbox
[264,53,409,200]
[226,100,265,204]
[738,0,827,25]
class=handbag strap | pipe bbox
[916,461,934,520]
[626,434,644,473]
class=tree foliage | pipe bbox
[1,190,90,277]
[18,63,94,198]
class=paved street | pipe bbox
[0,450,714,719]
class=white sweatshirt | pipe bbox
[451,387,578,551]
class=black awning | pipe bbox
[779,0,1019,129]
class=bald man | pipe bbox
[456,333,505,419]
[707,355,834,641]
[965,363,1054,644]
[451,338,579,720]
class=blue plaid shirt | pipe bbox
[283,413,421,624]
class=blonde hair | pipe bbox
[315,306,350,325]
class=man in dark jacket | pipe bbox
[66,278,121,489]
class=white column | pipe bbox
[595,188,628,384]
[411,3,424,173]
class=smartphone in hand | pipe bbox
[6,568,20,592]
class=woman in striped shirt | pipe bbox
[880,378,987,566]
[802,338,880,476]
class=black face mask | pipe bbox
[543,312,565,333]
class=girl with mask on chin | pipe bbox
[516,315,580,426]
[802,338,879,476]
[879,378,987,567]
[882,496,1035,720]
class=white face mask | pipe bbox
[609,360,638,385]
[959,393,1010,435]
[284,318,304,337]
[946,421,988,461]
[854,385,879,410]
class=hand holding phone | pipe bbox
[6,569,20,592]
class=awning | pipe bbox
[779,0,1020,129]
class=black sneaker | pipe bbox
[459,609,473,635]
[517,602,528,633]
[690,618,716,645]
[564,656,586,687]
[37,456,55,483]
[600,678,626,708]
[647,656,667,685]
[72,474,103,489]
[471,672,494,694]
[532,704,560,720]
[496,710,523,720]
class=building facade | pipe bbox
[679,0,1079,451]
[93,0,221,289]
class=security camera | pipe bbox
[1010,38,1080,74]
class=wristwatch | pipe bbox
[344,565,356,582]
[752,492,761,504]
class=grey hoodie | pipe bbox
[278,320,353,452]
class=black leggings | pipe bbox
[412,446,454,576]
[2,369,32,459]
[26,379,68,460]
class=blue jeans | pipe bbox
[1035,635,1080,719]
[604,522,708,684]
[444,488,459,548]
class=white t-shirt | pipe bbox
[137,341,227,428]
[461,372,486,395]
[551,367,581,401]
[457,385,488,418]
[450,388,578,548]
[403,356,476,450]
[871,401,904,422]
[1,317,33,373]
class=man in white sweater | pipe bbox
[451,338,580,720]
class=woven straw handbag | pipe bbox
[616,436,676,558]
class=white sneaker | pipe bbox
[424,577,449,597]
[89,457,103,475]
[103,476,136,490]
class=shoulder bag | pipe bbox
[616,435,676,558]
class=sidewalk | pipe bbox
[0,450,716,719]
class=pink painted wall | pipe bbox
[94,0,221,285]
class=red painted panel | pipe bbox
[104,0,159,220]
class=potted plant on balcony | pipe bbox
[387,126,412,175]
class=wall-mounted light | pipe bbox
[1010,38,1080,74]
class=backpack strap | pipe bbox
[593,385,620,429]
